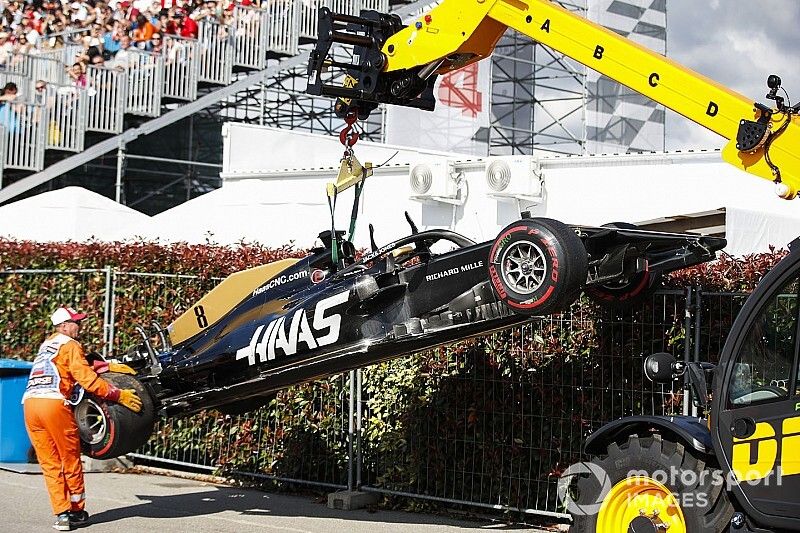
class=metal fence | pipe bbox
[162,36,200,102]
[297,0,390,42]
[125,50,164,117]
[234,5,269,69]
[260,0,300,58]
[85,66,127,134]
[0,268,749,519]
[3,102,46,171]
[6,53,67,85]
[40,84,87,152]
[199,20,234,85]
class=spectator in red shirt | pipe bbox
[176,8,197,38]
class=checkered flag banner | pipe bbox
[586,0,667,154]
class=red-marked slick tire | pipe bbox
[74,372,155,459]
[488,218,588,316]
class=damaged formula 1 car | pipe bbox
[74,213,725,459]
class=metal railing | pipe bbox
[6,53,67,85]
[62,44,86,67]
[0,125,5,186]
[298,0,327,40]
[297,0,390,41]
[2,101,46,171]
[125,50,164,117]
[198,20,234,85]
[85,66,127,134]
[162,35,200,102]
[35,28,92,51]
[234,5,269,69]
[0,71,32,98]
[261,1,300,58]
[40,84,87,152]
[32,47,68,63]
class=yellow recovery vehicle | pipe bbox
[306,1,800,532]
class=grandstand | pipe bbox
[0,0,391,213]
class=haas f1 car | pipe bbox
[74,215,725,459]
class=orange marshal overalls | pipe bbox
[22,333,120,515]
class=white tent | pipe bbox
[0,186,150,242]
[131,178,335,247]
[725,198,800,256]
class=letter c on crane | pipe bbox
[649,73,659,87]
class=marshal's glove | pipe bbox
[118,389,143,413]
[108,363,137,375]
[92,361,137,375]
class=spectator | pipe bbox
[149,31,162,54]
[0,82,20,134]
[69,1,90,24]
[33,79,48,105]
[68,61,87,87]
[103,19,124,56]
[90,53,104,66]
[0,81,19,102]
[176,8,197,38]
[132,12,155,45]
[0,31,14,66]
[112,34,133,69]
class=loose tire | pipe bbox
[488,218,588,316]
[586,222,661,306]
[565,435,733,533]
[74,372,156,460]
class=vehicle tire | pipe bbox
[586,222,661,306]
[74,372,156,460]
[565,434,733,533]
[488,218,588,316]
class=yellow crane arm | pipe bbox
[307,0,800,199]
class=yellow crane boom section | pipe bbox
[369,0,800,198]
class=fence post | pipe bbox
[347,369,355,492]
[691,287,703,418]
[356,367,362,489]
[102,265,113,357]
[682,286,693,416]
[115,142,126,204]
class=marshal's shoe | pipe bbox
[53,512,72,531]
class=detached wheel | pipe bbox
[565,435,733,533]
[488,218,588,316]
[74,372,156,460]
[586,222,661,306]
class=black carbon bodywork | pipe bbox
[126,223,725,417]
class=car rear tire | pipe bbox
[488,218,588,316]
[74,372,156,460]
[586,222,661,306]
[564,434,733,533]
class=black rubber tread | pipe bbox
[488,217,588,316]
[77,372,156,460]
[569,434,733,532]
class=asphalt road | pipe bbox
[1,469,551,532]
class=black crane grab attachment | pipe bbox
[306,7,438,120]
